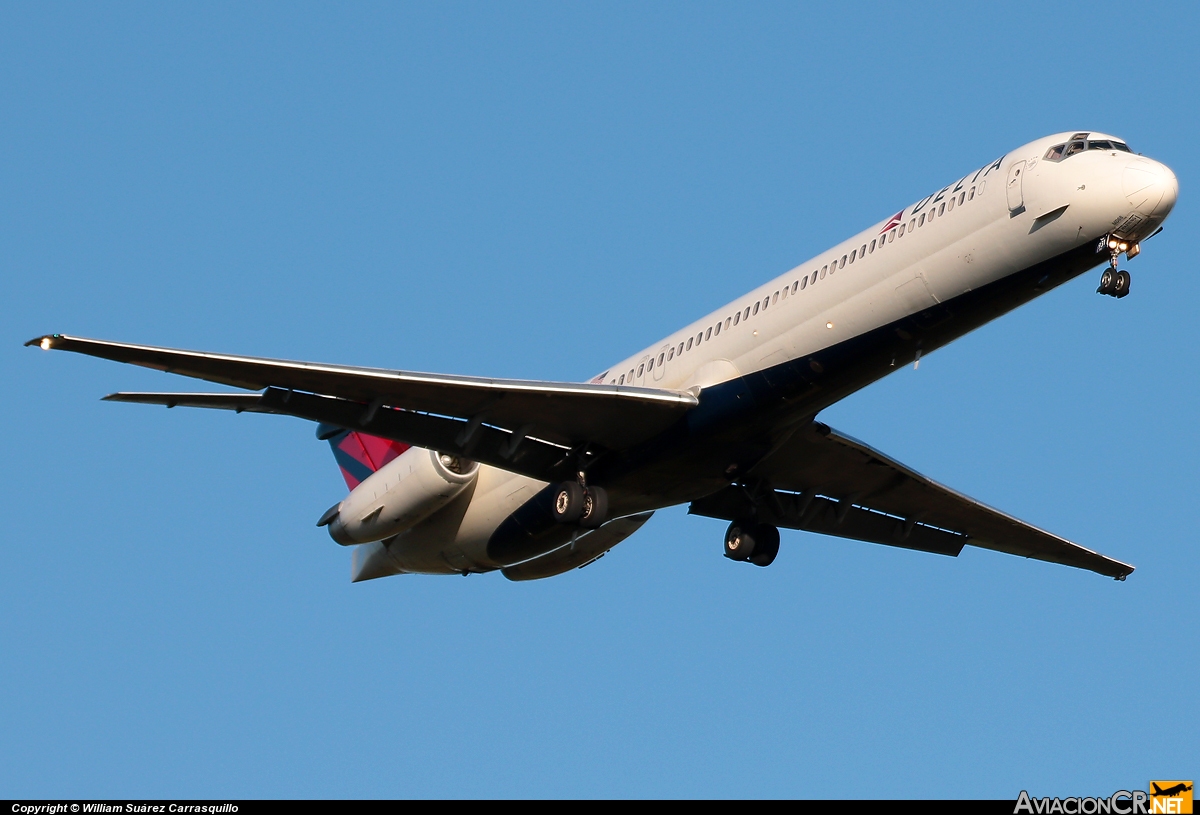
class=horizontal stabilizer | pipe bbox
[102,392,272,412]
[102,388,584,484]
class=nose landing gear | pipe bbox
[1097,236,1137,299]
[1098,268,1131,298]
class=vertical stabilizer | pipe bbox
[316,423,410,490]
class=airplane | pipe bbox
[1151,783,1193,798]
[28,130,1178,583]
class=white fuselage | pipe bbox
[353,131,1177,579]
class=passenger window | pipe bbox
[638,364,644,377]
[705,327,712,340]
[919,213,925,227]
[821,265,828,278]
[801,276,807,290]
[678,342,684,355]
[946,197,954,212]
[898,224,905,237]
[978,180,985,195]
[619,374,625,384]
[686,338,693,351]
[628,369,634,380]
[811,270,818,283]
[870,239,876,253]
[860,243,866,257]
[744,306,751,320]
[938,202,945,216]
[733,312,740,325]
[958,191,966,205]
[762,297,769,310]
[667,347,674,361]
[714,322,720,336]
[772,292,778,304]
[658,352,665,365]
[647,357,654,372]
[909,218,916,231]
[968,187,975,201]
[725,317,732,328]
[839,255,846,269]
[753,302,759,315]
[792,281,798,293]
[781,288,787,300]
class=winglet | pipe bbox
[25,334,61,350]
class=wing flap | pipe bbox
[30,334,697,449]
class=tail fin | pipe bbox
[316,423,411,490]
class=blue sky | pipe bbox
[2,1,1196,799]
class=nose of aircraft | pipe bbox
[1123,158,1179,217]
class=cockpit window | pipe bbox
[1045,138,1132,162]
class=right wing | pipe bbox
[689,421,1134,579]
[31,334,696,448]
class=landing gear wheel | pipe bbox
[579,486,609,528]
[552,481,585,523]
[724,520,757,561]
[749,525,780,567]
[1114,270,1131,298]
[1098,268,1116,295]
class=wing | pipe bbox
[30,334,698,483]
[688,421,1134,579]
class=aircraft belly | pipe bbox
[570,234,1116,518]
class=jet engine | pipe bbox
[321,447,478,545]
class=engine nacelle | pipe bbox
[325,447,478,545]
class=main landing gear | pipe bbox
[552,475,609,528]
[1097,236,1138,299]
[723,519,780,567]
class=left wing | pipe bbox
[689,421,1134,579]
[29,332,696,448]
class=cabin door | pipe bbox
[1006,160,1026,212]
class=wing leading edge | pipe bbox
[689,421,1134,579]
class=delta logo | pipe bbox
[1150,782,1192,815]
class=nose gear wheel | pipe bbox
[1097,269,1130,298]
